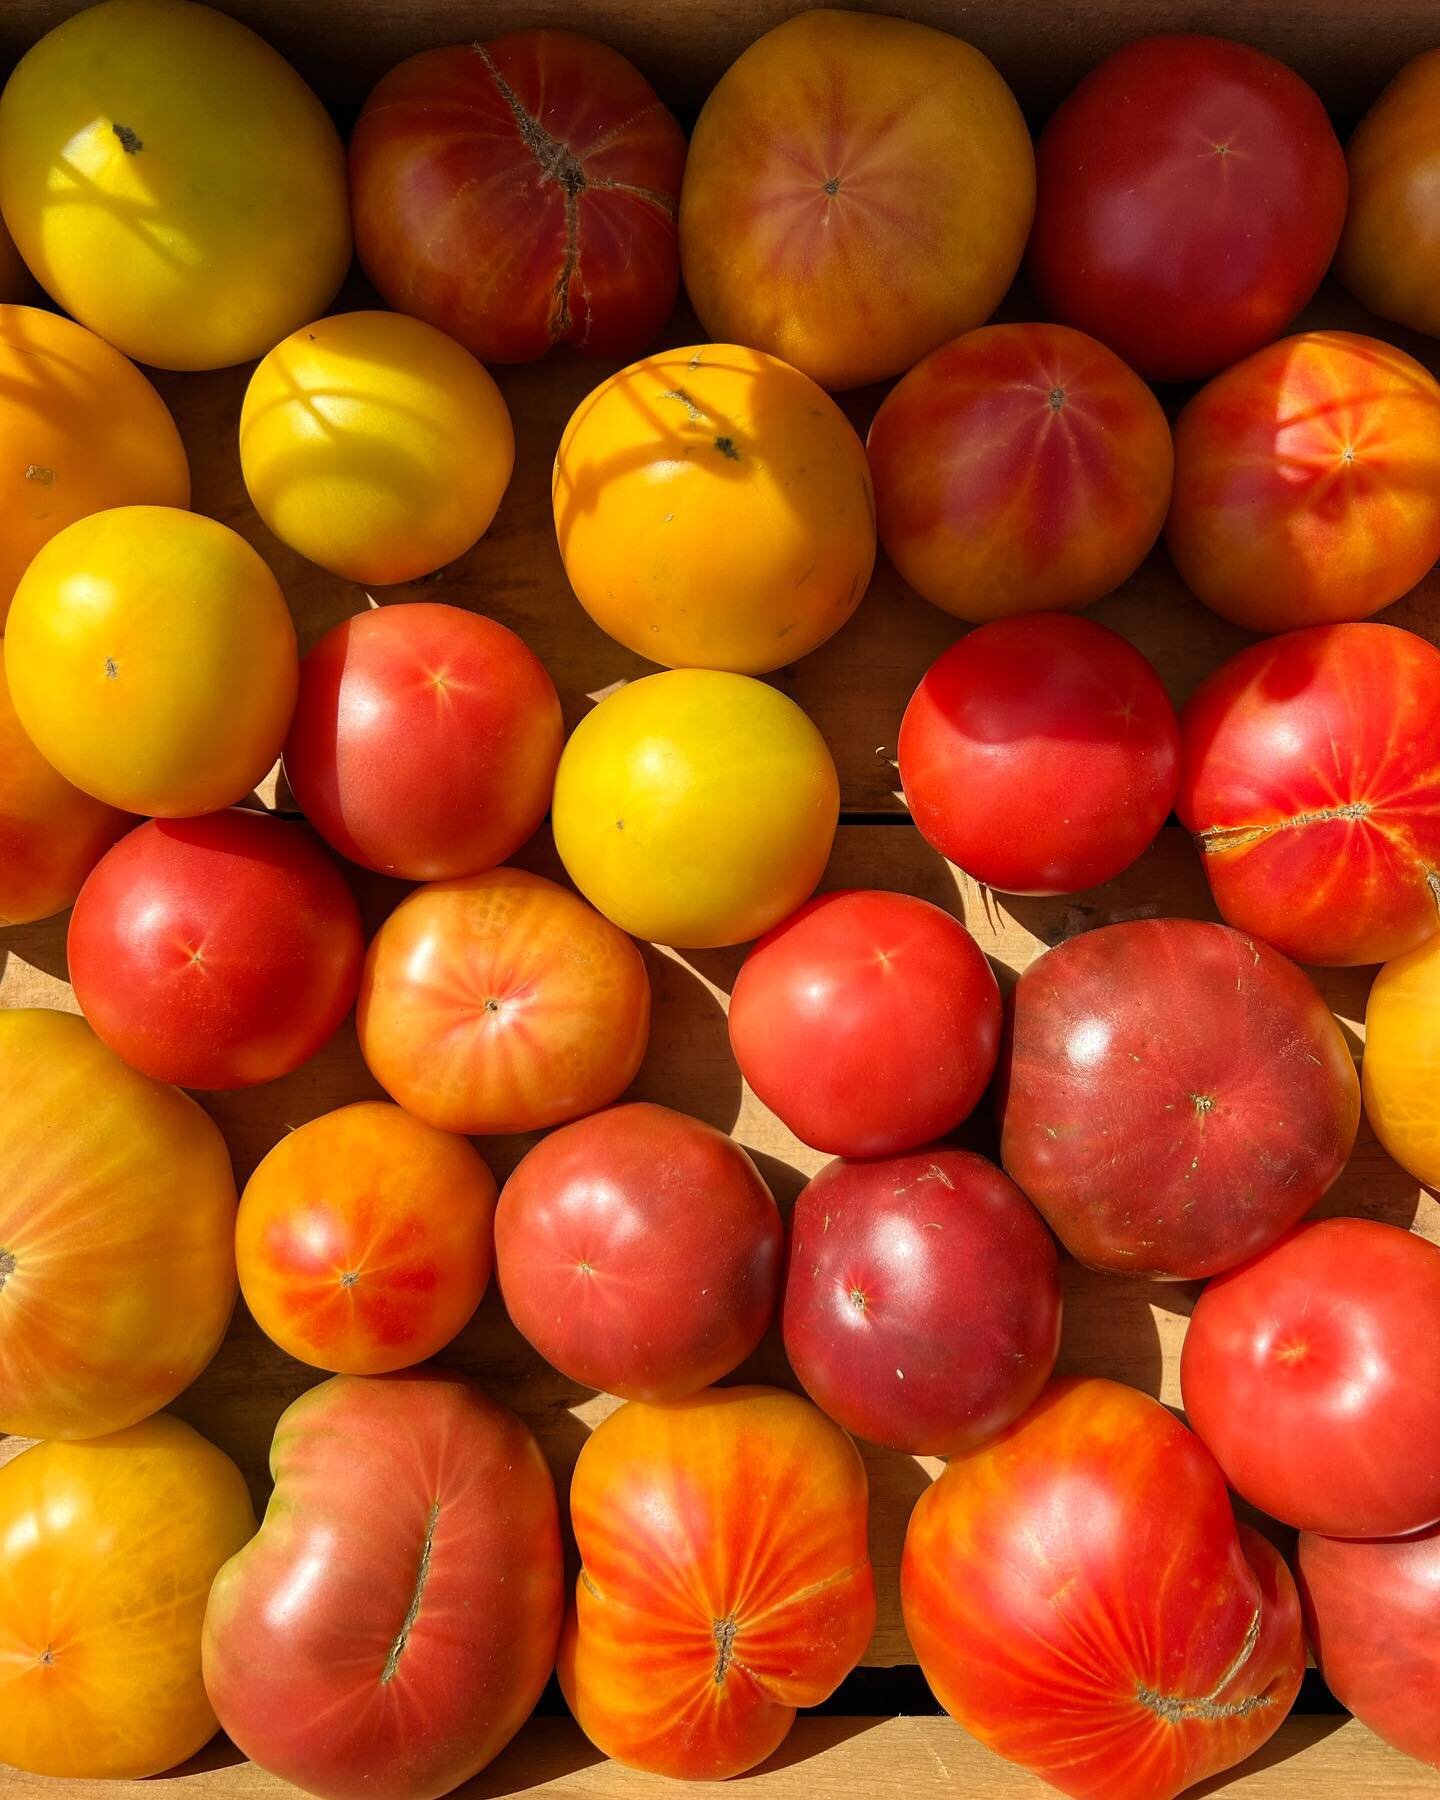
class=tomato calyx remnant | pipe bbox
[112,122,143,155]
[1191,1093,1215,1116]
[0,1248,13,1293]
[338,1270,359,1289]
[823,176,841,196]
[1134,1609,1271,1724]
[380,1498,440,1684]
[103,659,119,681]
[712,1615,738,1684]
[1049,386,1066,411]
[23,464,53,484]
[39,1644,54,1666]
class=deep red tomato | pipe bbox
[902,1378,1305,1800]
[999,919,1359,1279]
[1028,35,1347,382]
[899,615,1179,895]
[68,811,363,1091]
[283,603,563,881]
[1181,1219,1440,1538]
[782,1149,1061,1456]
[1178,623,1440,966]
[728,890,1001,1158]
[495,1102,781,1400]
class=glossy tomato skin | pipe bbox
[204,1370,562,1800]
[868,324,1172,622]
[899,616,1179,895]
[0,1009,237,1441]
[560,1386,875,1779]
[1181,1219,1440,1537]
[1337,51,1440,338]
[68,811,363,1091]
[782,1149,1061,1456]
[1363,932,1440,1188]
[1178,623,1440,966]
[495,1102,781,1399]
[283,603,563,881]
[902,1378,1304,1800]
[351,31,684,364]
[1029,36,1346,382]
[357,867,650,1134]
[0,1417,256,1780]
[729,890,1001,1157]
[1000,919,1358,1279]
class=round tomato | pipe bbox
[1337,50,1440,338]
[552,671,839,948]
[68,811,363,1091]
[902,1378,1305,1800]
[1182,1218,1440,1538]
[237,1102,496,1375]
[0,1416,255,1780]
[357,866,650,1134]
[495,1102,781,1399]
[0,0,349,370]
[0,1009,236,1441]
[899,615,1179,895]
[554,344,874,673]
[1363,932,1440,1188]
[5,506,298,817]
[728,890,1001,1157]
[560,1387,875,1779]
[1028,35,1347,382]
[0,304,189,624]
[283,602,562,881]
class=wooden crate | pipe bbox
[2,1,1439,1794]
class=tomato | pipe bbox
[0,1416,255,1779]
[495,1102,781,1399]
[553,344,874,674]
[0,0,349,370]
[241,312,514,585]
[552,671,839,948]
[902,1378,1304,1800]
[0,1009,236,1441]
[237,1102,496,1375]
[0,305,188,624]
[868,324,1172,623]
[1363,932,1440,1188]
[782,1149,1060,1456]
[899,616,1179,895]
[351,30,684,365]
[679,11,1033,391]
[560,1387,875,1779]
[68,811,363,1091]
[1337,51,1440,339]
[1000,919,1358,1279]
[1177,623,1440,966]
[5,506,298,818]
[357,866,650,1134]
[204,1371,562,1800]
[1182,1219,1440,1538]
[283,603,562,881]
[1028,36,1347,382]
[728,890,1001,1157]
[1167,332,1440,632]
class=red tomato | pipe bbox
[728,890,1001,1158]
[999,919,1359,1279]
[782,1149,1061,1456]
[1028,36,1347,382]
[204,1370,562,1800]
[867,323,1173,623]
[1177,623,1440,966]
[899,615,1179,895]
[1181,1219,1440,1538]
[283,603,563,881]
[67,811,363,1092]
[495,1102,781,1400]
[902,1378,1305,1800]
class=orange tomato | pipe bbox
[0,305,189,624]
[0,1415,256,1779]
[554,345,874,672]
[560,1386,875,1779]
[0,1009,237,1441]
[1337,50,1440,338]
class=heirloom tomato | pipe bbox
[1363,931,1440,1188]
[1337,50,1440,338]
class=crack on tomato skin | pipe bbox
[712,1616,738,1684]
[1428,869,1440,916]
[380,1498,440,1683]
[1135,1609,1272,1723]
[1197,799,1372,856]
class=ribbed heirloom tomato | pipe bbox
[1337,50,1440,338]
[1363,932,1440,1187]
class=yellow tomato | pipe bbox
[0,1415,256,1779]
[0,0,350,370]
[1363,932,1440,1187]
[553,344,874,673]
[240,310,514,585]
[5,506,297,815]
[0,214,32,301]
[552,670,839,948]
